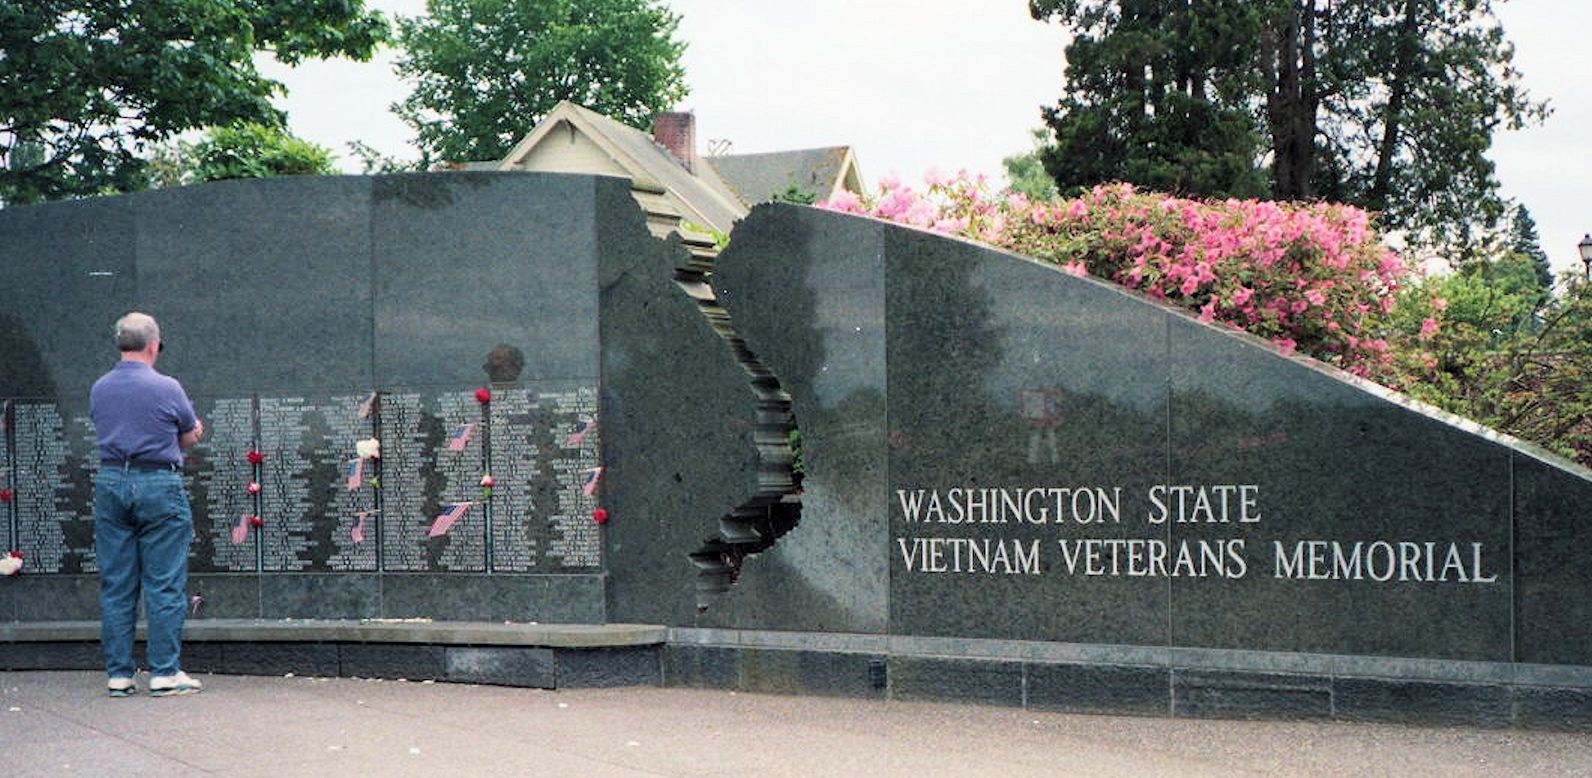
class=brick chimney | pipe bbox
[652,111,697,173]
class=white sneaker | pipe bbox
[106,677,137,698]
[149,671,202,697]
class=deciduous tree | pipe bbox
[392,0,689,165]
[0,0,387,205]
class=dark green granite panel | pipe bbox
[340,643,447,680]
[379,575,543,622]
[884,224,1168,645]
[596,179,763,625]
[1513,687,1592,731]
[663,644,741,689]
[219,642,340,677]
[555,646,661,687]
[738,647,887,698]
[12,576,99,620]
[710,205,890,633]
[372,173,598,386]
[1027,662,1170,715]
[181,642,225,673]
[1172,669,1332,720]
[0,641,101,670]
[0,195,136,402]
[1167,316,1512,661]
[186,574,262,619]
[1514,455,1592,665]
[131,177,373,396]
[1333,677,1512,727]
[446,645,555,687]
[888,656,1024,707]
[260,574,380,619]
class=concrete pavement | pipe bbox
[3,670,1591,776]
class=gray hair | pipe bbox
[114,312,160,352]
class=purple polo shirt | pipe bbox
[89,361,199,466]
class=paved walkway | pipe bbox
[3,670,1591,776]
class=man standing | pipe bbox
[90,312,205,697]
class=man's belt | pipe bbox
[101,459,181,472]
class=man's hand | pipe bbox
[180,418,205,449]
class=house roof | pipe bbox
[707,147,860,205]
[495,102,746,235]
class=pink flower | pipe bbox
[246,481,261,495]
[474,387,492,404]
[1198,300,1217,324]
[1431,298,1449,312]
[479,474,496,488]
[1061,261,1087,277]
[821,189,863,213]
[1231,287,1253,306]
[1418,317,1441,340]
[1066,200,1089,221]
[1179,277,1200,296]
[1273,338,1297,356]
[1304,289,1326,307]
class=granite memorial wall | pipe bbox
[0,174,637,623]
[673,203,1592,677]
[6,175,1592,716]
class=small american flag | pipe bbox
[428,502,471,537]
[446,423,475,452]
[345,457,364,490]
[351,511,368,544]
[564,415,596,447]
[230,514,250,545]
[581,466,603,497]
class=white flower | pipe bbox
[0,555,21,576]
[356,438,381,460]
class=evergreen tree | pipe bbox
[1506,205,1554,291]
[1030,0,1546,254]
[1029,0,1269,199]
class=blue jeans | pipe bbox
[94,466,193,678]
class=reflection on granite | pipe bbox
[374,173,598,386]
[596,179,769,626]
[885,224,1169,646]
[1514,455,1592,665]
[0,195,136,401]
[709,205,888,633]
[133,178,372,396]
[1167,316,1512,661]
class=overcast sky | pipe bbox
[258,0,1591,277]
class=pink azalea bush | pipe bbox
[820,175,1417,379]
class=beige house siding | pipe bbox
[509,122,630,179]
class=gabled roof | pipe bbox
[494,102,746,235]
[707,147,863,206]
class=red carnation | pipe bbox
[592,508,609,525]
[246,450,265,465]
[247,515,264,528]
[0,488,12,503]
[7,550,21,559]
[247,481,262,495]
[474,387,492,405]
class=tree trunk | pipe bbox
[1370,0,1421,211]
[1268,0,1319,200]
